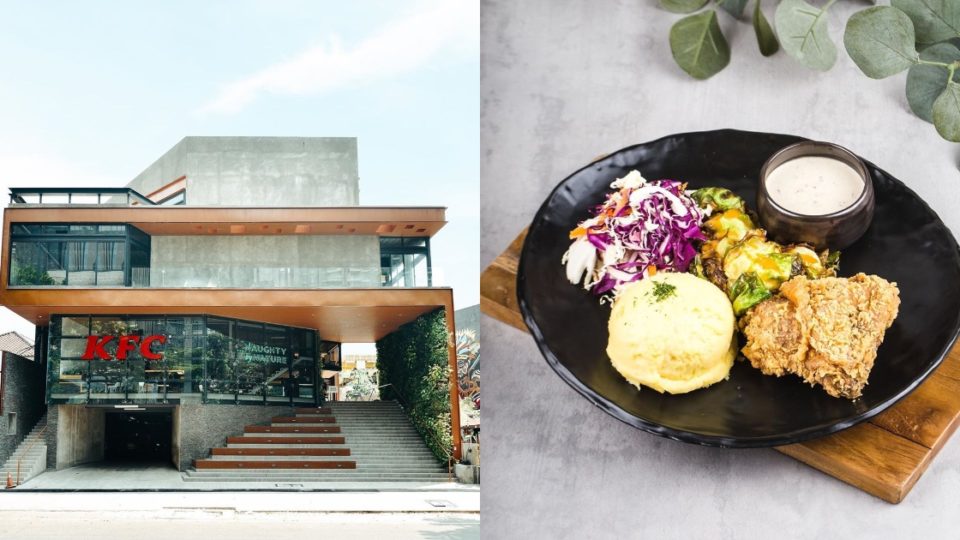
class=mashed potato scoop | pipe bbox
[607,272,736,394]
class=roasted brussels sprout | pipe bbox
[691,187,746,213]
[728,272,772,316]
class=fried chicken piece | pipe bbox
[741,273,900,399]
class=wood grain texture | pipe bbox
[481,229,960,504]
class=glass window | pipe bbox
[88,360,127,401]
[158,190,186,206]
[379,237,431,287]
[10,241,66,285]
[205,317,237,403]
[69,225,97,234]
[59,316,89,337]
[58,337,89,359]
[50,360,88,402]
[9,224,150,288]
[47,314,320,407]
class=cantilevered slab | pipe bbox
[3,206,446,237]
[0,287,453,343]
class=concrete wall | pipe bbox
[128,137,360,206]
[176,404,291,471]
[150,235,380,288]
[171,407,181,469]
[0,352,45,465]
[51,405,105,469]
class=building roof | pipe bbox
[0,331,33,360]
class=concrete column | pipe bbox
[55,405,105,469]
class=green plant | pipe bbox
[14,265,56,285]
[844,3,960,141]
[660,0,960,141]
[376,308,453,462]
[345,368,378,401]
[662,0,779,80]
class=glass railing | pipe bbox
[9,188,156,206]
[10,265,442,289]
[150,265,438,288]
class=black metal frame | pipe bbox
[379,236,433,287]
[8,223,151,287]
[9,187,156,206]
[46,313,324,407]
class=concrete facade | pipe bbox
[150,235,380,288]
[128,137,360,206]
[50,405,105,470]
[0,352,45,465]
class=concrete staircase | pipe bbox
[1,414,48,487]
[183,400,450,483]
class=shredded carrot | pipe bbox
[647,265,657,276]
[569,227,587,239]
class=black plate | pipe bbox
[517,129,960,447]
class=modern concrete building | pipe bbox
[0,137,459,483]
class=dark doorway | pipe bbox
[104,411,172,463]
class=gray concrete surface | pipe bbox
[177,404,291,471]
[0,492,479,539]
[0,352,44,465]
[13,463,477,492]
[481,1,960,538]
[151,235,380,288]
[129,136,360,206]
[52,405,104,470]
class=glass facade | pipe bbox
[46,314,324,406]
[9,224,150,287]
[380,237,432,287]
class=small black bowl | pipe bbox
[757,141,874,250]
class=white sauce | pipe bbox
[765,156,865,215]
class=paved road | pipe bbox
[0,513,479,540]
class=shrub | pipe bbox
[376,308,452,462]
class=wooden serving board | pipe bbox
[481,229,960,504]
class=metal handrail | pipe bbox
[9,187,156,206]
[378,383,454,481]
[15,423,47,486]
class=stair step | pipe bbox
[292,407,332,414]
[195,460,356,470]
[246,426,341,434]
[211,448,350,457]
[227,436,345,445]
[207,455,361,462]
[273,417,336,424]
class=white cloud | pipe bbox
[198,0,478,115]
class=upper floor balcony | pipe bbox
[9,187,159,206]
[3,189,446,291]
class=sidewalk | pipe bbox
[0,490,480,513]
[12,463,477,492]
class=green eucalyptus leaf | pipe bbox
[844,6,918,79]
[669,10,731,80]
[933,81,960,141]
[775,0,837,71]
[719,0,749,18]
[753,0,780,56]
[906,43,960,122]
[660,0,710,14]
[892,0,960,47]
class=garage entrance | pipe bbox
[104,409,173,463]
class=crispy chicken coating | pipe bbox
[741,273,900,399]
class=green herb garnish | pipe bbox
[650,281,677,303]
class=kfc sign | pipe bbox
[81,335,167,361]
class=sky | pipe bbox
[0,0,480,349]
